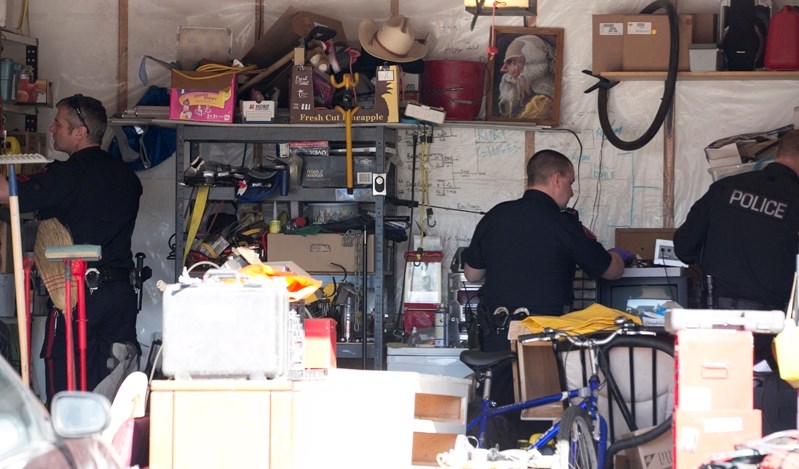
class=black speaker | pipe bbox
[721,0,768,70]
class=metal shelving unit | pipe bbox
[173,123,398,370]
[0,28,39,131]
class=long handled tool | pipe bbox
[45,245,101,391]
[1,154,51,387]
[8,165,29,386]
[331,73,361,194]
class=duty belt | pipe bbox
[85,267,133,293]
[486,304,572,332]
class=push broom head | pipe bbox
[34,218,77,311]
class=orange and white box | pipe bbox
[675,329,753,411]
[674,408,761,469]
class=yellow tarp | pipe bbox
[519,303,641,335]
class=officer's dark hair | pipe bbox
[56,94,107,144]
[527,149,572,186]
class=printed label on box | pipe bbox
[627,22,653,35]
[600,22,623,35]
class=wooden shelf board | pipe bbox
[600,70,799,81]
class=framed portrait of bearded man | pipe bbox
[485,27,563,126]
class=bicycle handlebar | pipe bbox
[517,319,656,348]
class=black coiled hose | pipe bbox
[594,0,680,151]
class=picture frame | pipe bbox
[485,27,563,127]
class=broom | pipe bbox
[34,218,78,311]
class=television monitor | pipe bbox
[598,269,688,327]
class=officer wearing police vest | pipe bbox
[674,129,799,367]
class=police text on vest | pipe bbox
[729,189,788,220]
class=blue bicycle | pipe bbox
[460,318,673,468]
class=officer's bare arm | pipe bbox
[464,263,485,283]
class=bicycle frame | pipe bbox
[466,348,609,468]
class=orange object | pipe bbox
[673,409,762,469]
[238,263,321,302]
[675,329,754,411]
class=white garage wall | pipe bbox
[17,0,799,355]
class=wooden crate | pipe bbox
[508,321,564,421]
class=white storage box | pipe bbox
[161,274,290,379]
[707,159,773,181]
[386,344,473,379]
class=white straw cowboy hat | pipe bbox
[358,15,427,63]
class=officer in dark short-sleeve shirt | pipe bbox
[0,94,142,404]
[675,129,799,368]
[463,149,626,406]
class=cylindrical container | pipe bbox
[434,304,448,347]
[340,297,355,342]
[420,60,485,121]
[0,59,14,102]
[279,169,289,196]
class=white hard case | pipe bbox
[162,275,289,379]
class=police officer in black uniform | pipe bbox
[674,129,799,368]
[463,149,627,406]
[0,94,142,403]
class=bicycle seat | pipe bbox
[459,350,516,371]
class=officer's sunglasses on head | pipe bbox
[68,94,88,128]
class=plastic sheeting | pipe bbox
[18,0,799,358]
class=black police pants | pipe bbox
[42,280,139,405]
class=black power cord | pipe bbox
[584,0,680,151]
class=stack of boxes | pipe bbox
[673,329,762,468]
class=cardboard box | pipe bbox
[675,329,753,411]
[622,14,692,71]
[691,12,718,45]
[289,65,400,124]
[673,409,761,469]
[242,7,346,70]
[508,321,564,420]
[622,426,673,469]
[240,100,275,123]
[615,228,677,261]
[267,233,374,274]
[593,14,692,72]
[169,70,236,123]
[301,155,379,188]
[592,14,625,73]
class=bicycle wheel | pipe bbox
[556,406,598,469]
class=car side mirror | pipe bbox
[50,391,111,438]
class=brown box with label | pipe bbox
[593,14,692,72]
[622,14,693,71]
[592,14,626,73]
[289,64,400,124]
[267,233,374,274]
[622,426,673,469]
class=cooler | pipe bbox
[161,274,290,379]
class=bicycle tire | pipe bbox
[596,0,679,151]
[556,406,598,469]
[599,335,674,469]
